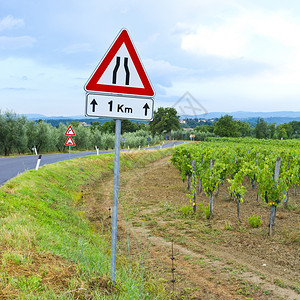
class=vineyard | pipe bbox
[171,138,300,235]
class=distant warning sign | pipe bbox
[65,136,75,147]
[65,125,76,136]
[84,29,154,97]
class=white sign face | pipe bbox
[85,94,153,121]
[98,44,144,89]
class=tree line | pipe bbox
[0,111,165,156]
[1,109,298,156]
[193,115,300,139]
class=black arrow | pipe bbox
[143,103,150,116]
[90,99,98,112]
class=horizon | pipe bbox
[21,110,300,118]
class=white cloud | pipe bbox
[0,15,34,49]
[0,15,24,32]
[179,9,300,63]
[144,58,194,88]
[158,67,300,112]
[181,25,246,58]
[144,58,191,76]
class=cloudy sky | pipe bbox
[1,0,300,116]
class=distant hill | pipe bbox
[23,114,85,121]
[181,111,300,119]
[180,111,300,124]
[23,114,147,127]
[245,117,300,125]
[23,111,300,126]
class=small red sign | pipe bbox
[65,125,76,136]
[65,136,75,147]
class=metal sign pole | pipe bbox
[69,146,71,165]
[110,119,121,284]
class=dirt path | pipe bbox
[84,154,300,299]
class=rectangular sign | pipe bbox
[85,93,153,120]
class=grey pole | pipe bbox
[69,146,71,165]
[110,119,121,284]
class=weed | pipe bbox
[237,287,250,296]
[274,278,287,288]
[223,266,233,272]
[224,221,232,230]
[281,228,300,244]
[184,255,192,261]
[198,201,211,219]
[204,205,211,219]
[179,205,193,217]
[248,214,262,228]
[197,261,206,268]
[290,284,300,294]
[2,251,31,266]
[184,220,195,226]
[175,235,187,245]
[206,254,221,261]
[147,220,158,227]
[12,275,43,292]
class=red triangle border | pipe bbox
[65,136,75,147]
[84,29,154,97]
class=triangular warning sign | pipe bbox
[65,125,76,136]
[65,136,75,147]
[84,29,154,97]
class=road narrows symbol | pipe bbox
[112,56,120,84]
[124,57,130,85]
[112,56,130,86]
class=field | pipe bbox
[83,150,300,299]
[0,143,299,299]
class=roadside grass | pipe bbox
[0,149,173,299]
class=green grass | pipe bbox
[0,149,173,299]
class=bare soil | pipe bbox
[84,154,300,299]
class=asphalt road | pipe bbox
[0,141,187,186]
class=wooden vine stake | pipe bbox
[269,157,281,236]
[236,194,241,223]
[187,153,191,191]
[209,159,215,218]
[198,154,204,193]
[283,156,291,209]
[192,159,196,213]
[171,240,175,293]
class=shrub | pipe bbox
[198,201,210,219]
[248,214,262,228]
[224,221,232,230]
[179,205,193,217]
